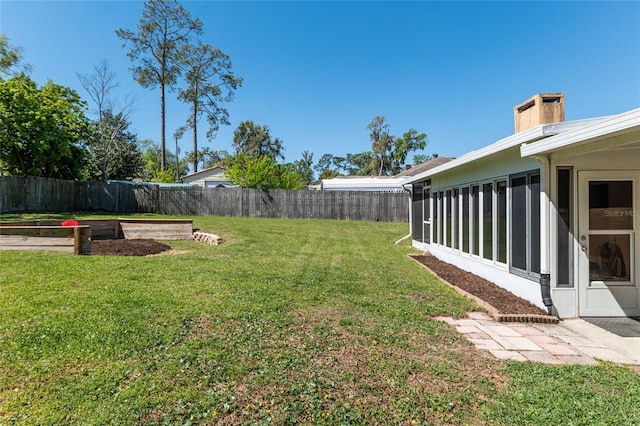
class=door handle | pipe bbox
[581,245,588,252]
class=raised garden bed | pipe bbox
[0,218,193,255]
[0,225,91,254]
[118,218,193,240]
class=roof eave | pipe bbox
[521,108,640,157]
[405,125,551,184]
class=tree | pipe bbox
[116,0,202,171]
[345,151,374,176]
[293,150,314,184]
[313,153,352,177]
[139,139,188,182]
[318,169,340,180]
[314,151,379,178]
[232,121,284,160]
[314,153,335,175]
[0,33,31,76]
[224,153,305,190]
[366,116,428,175]
[389,129,427,174]
[185,147,229,171]
[412,153,432,165]
[367,116,394,175]
[177,42,242,172]
[84,110,143,180]
[0,75,89,178]
[78,60,138,180]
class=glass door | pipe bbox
[578,171,639,316]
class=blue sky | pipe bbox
[2,1,639,172]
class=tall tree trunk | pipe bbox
[160,83,166,171]
[192,100,198,172]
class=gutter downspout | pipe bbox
[396,184,413,245]
[532,154,554,315]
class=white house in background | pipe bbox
[321,156,453,192]
[406,93,640,319]
[181,166,235,188]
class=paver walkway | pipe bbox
[437,312,640,365]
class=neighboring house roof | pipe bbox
[394,156,454,177]
[181,166,235,187]
[181,166,226,181]
[405,115,617,184]
[321,175,405,192]
[321,156,455,191]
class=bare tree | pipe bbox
[78,60,139,180]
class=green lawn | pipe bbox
[1,214,638,425]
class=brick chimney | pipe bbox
[514,93,565,133]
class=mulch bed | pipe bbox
[91,239,171,256]
[411,254,553,318]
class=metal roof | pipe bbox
[520,108,640,157]
[405,116,613,184]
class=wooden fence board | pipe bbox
[1,176,409,222]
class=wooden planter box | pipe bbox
[118,218,193,240]
[0,218,193,255]
[0,226,91,254]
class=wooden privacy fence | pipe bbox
[0,176,157,214]
[0,176,409,222]
[156,186,408,221]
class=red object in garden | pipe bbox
[61,219,79,227]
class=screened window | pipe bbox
[509,171,541,279]
[411,182,423,242]
[530,175,541,274]
[472,185,480,256]
[557,169,572,286]
[445,190,452,247]
[497,181,507,263]
[482,183,493,260]
[423,186,431,244]
[434,192,442,245]
[462,187,470,253]
[452,188,459,250]
[511,176,528,270]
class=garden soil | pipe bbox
[91,239,171,256]
[411,254,550,316]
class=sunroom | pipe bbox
[407,94,640,318]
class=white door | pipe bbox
[578,171,640,317]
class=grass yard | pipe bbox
[1,214,639,425]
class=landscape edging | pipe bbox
[408,254,559,324]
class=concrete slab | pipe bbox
[469,338,504,351]
[436,313,640,366]
[476,324,523,337]
[468,312,492,320]
[492,335,543,351]
[537,343,580,356]
[520,350,563,364]
[489,350,527,361]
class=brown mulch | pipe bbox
[91,239,171,256]
[411,253,550,317]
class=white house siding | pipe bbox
[412,146,547,310]
[181,167,234,188]
[411,108,640,318]
[548,144,640,318]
